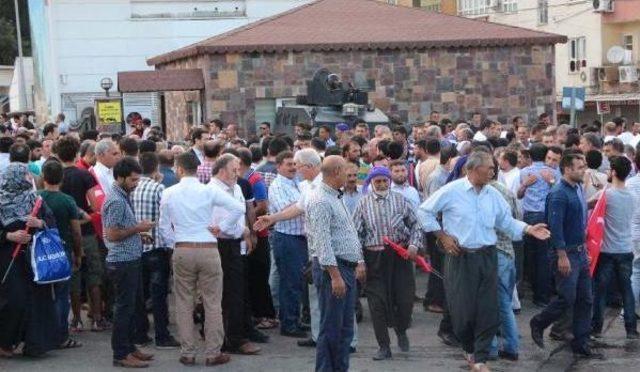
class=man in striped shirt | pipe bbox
[352,166,423,360]
[130,152,179,349]
[268,151,308,338]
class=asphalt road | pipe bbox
[1,272,638,371]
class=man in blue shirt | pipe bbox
[419,150,550,371]
[530,152,603,359]
[102,157,155,368]
[517,143,559,306]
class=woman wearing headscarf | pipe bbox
[0,163,57,358]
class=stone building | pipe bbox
[144,0,566,140]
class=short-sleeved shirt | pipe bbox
[62,166,98,235]
[102,183,142,263]
[39,190,79,257]
[602,188,634,254]
[237,177,254,203]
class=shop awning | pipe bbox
[117,69,204,93]
[586,93,640,102]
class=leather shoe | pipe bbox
[297,338,316,348]
[236,342,261,355]
[349,346,356,354]
[396,332,409,352]
[498,350,519,361]
[132,349,154,361]
[281,329,307,338]
[627,330,640,339]
[249,330,270,344]
[530,319,545,349]
[372,346,392,361]
[573,348,605,360]
[205,353,231,366]
[437,330,460,347]
[113,354,149,368]
[179,356,196,366]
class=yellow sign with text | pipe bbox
[95,99,122,125]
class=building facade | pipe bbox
[457,0,640,124]
[148,0,564,140]
[25,0,311,125]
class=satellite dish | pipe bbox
[607,46,626,64]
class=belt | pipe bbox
[175,242,218,249]
[365,245,385,252]
[459,245,495,254]
[564,244,584,252]
[336,257,358,269]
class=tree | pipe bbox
[0,19,17,65]
[0,0,31,65]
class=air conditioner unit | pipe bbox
[488,0,502,10]
[598,66,619,82]
[593,0,614,12]
[589,67,601,86]
[619,66,639,83]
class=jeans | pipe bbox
[137,249,172,342]
[54,280,71,345]
[632,242,640,313]
[314,259,356,372]
[490,252,519,356]
[268,235,280,313]
[311,260,358,347]
[271,232,308,332]
[531,248,592,352]
[592,252,637,333]
[107,259,144,360]
[523,211,551,304]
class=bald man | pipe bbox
[306,156,365,372]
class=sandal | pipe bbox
[70,319,84,333]
[58,338,82,349]
[256,318,279,330]
[0,348,13,358]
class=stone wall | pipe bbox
[160,45,556,140]
[158,56,208,141]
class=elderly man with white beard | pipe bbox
[352,166,424,361]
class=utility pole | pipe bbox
[14,0,28,111]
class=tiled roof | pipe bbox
[117,69,204,92]
[148,0,566,66]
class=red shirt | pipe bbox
[76,158,91,170]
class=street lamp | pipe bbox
[100,77,113,97]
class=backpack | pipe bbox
[30,227,71,284]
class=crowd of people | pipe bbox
[0,110,640,372]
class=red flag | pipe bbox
[382,237,443,279]
[586,190,607,276]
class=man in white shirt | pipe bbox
[390,160,421,208]
[498,149,521,205]
[159,152,245,367]
[208,154,261,355]
[91,139,121,197]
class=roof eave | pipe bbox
[149,35,567,66]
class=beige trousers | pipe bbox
[172,247,224,358]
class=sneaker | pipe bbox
[155,336,180,349]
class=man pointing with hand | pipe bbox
[418,149,550,372]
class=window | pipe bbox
[422,0,441,12]
[502,0,517,13]
[537,0,548,24]
[457,0,489,16]
[569,37,586,73]
[624,35,633,51]
[187,101,201,126]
